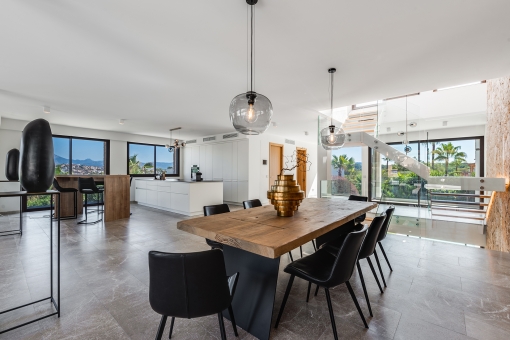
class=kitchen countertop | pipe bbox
[134,178,223,183]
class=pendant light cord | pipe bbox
[405,95,408,143]
[250,4,254,93]
[330,71,334,126]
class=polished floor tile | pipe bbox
[1,204,510,339]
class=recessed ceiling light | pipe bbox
[272,122,277,127]
[43,106,50,114]
[304,131,308,136]
[409,122,417,127]
[442,121,448,126]
[386,127,391,132]
[397,131,405,136]
[119,119,125,125]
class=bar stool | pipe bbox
[52,178,77,220]
[78,177,104,225]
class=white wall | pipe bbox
[0,117,170,211]
[248,133,318,204]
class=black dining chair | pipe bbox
[376,206,396,280]
[78,177,104,224]
[149,250,239,340]
[275,226,369,339]
[52,178,78,220]
[203,204,231,249]
[321,214,387,318]
[348,195,368,225]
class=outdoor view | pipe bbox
[373,138,479,205]
[330,147,363,196]
[128,143,175,175]
[27,137,107,209]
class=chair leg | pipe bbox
[218,313,227,340]
[312,239,317,252]
[227,305,239,337]
[324,288,339,340]
[155,315,167,340]
[373,249,387,287]
[288,251,294,262]
[379,242,393,271]
[300,246,303,258]
[357,261,373,317]
[306,281,311,302]
[367,257,384,294]
[314,284,320,296]
[169,317,175,339]
[345,281,369,329]
[274,275,295,328]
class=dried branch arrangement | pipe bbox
[280,150,312,175]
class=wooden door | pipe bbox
[269,143,283,187]
[296,148,307,197]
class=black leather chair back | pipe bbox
[204,204,230,216]
[243,199,262,209]
[148,250,231,319]
[325,225,368,286]
[5,149,20,181]
[78,177,100,193]
[358,214,387,259]
[348,195,367,202]
[377,206,395,242]
[53,178,64,191]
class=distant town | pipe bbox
[56,163,104,175]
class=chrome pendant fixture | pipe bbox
[165,127,185,150]
[229,0,272,135]
[320,68,345,149]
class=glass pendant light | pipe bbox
[166,128,185,150]
[229,0,273,135]
[320,68,345,149]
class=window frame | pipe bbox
[52,134,111,175]
[127,142,180,177]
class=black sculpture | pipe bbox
[5,148,20,181]
[19,119,55,192]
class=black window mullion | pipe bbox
[154,146,157,175]
[69,138,73,175]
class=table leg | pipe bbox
[222,245,280,340]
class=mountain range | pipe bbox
[54,155,104,167]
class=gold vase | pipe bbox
[267,174,305,217]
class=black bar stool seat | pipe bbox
[52,178,78,220]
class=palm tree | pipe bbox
[332,155,354,177]
[382,157,390,177]
[129,154,141,174]
[432,142,467,176]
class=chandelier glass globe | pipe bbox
[229,91,273,135]
[320,124,346,150]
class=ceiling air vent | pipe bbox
[285,139,295,145]
[223,133,238,139]
[186,139,197,144]
[203,136,216,142]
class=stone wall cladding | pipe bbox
[486,77,510,252]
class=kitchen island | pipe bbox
[134,178,223,216]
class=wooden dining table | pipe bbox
[177,198,377,340]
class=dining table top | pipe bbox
[177,198,377,259]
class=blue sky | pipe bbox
[53,137,104,161]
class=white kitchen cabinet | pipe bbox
[191,146,200,168]
[158,191,172,209]
[183,147,192,180]
[223,181,232,202]
[204,144,213,180]
[238,140,249,181]
[171,193,190,213]
[146,189,158,206]
[230,181,238,203]
[232,142,238,181]
[238,181,249,202]
[135,188,146,204]
[222,143,233,180]
[135,179,223,216]
[212,144,223,180]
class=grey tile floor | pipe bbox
[1,204,510,339]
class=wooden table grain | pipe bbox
[177,198,377,259]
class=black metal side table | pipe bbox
[0,190,61,334]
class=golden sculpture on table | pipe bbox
[267,151,311,217]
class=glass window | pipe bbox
[330,147,363,197]
[128,143,179,176]
[53,137,70,175]
[71,139,106,175]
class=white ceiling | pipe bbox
[1,0,509,143]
